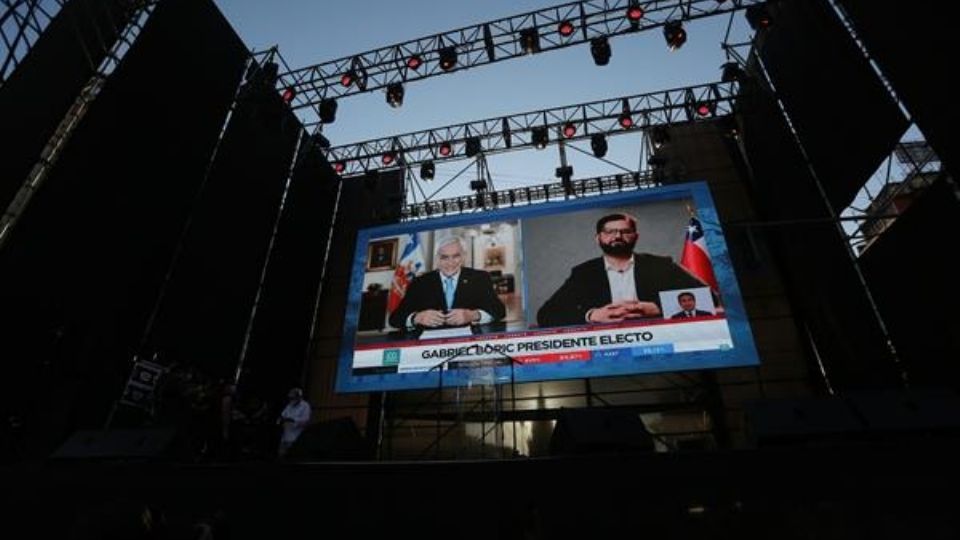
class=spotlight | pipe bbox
[382,151,397,166]
[386,83,404,108]
[650,126,670,148]
[695,102,715,117]
[519,28,540,54]
[310,132,330,149]
[558,20,575,37]
[721,61,744,82]
[470,179,488,191]
[562,122,576,138]
[745,4,772,30]
[438,141,453,157]
[247,60,278,86]
[664,21,686,50]
[590,134,608,158]
[420,160,435,180]
[465,137,481,157]
[281,86,296,104]
[531,126,549,149]
[439,46,458,70]
[340,70,356,87]
[318,97,337,124]
[627,2,644,25]
[590,37,611,66]
[406,55,423,70]
[648,153,668,168]
[334,161,346,174]
[618,99,634,129]
[502,117,512,148]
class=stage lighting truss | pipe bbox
[324,81,736,177]
[403,171,658,221]
[274,0,767,125]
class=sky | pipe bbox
[212,0,755,202]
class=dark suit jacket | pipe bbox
[388,267,506,329]
[536,253,706,328]
[670,309,713,319]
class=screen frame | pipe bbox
[335,181,759,393]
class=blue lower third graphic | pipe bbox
[631,344,675,357]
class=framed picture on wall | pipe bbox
[366,238,398,271]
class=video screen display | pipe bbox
[336,181,758,392]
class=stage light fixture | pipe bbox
[246,61,278,86]
[386,83,405,108]
[311,132,330,149]
[382,151,397,166]
[590,37,611,66]
[591,134,608,158]
[695,101,715,117]
[627,2,644,25]
[664,21,686,50]
[465,137,481,157]
[558,20,575,37]
[562,122,576,138]
[502,117,512,148]
[318,98,337,124]
[438,141,453,157]
[340,70,356,87]
[281,86,296,104]
[439,46,458,70]
[650,125,670,148]
[746,4,772,30]
[406,54,423,70]
[420,160,435,180]
[648,153,668,168]
[334,161,346,174]
[721,61,744,82]
[470,179,487,191]
[531,126,549,149]
[519,28,541,54]
[618,98,634,129]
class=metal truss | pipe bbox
[279,0,766,124]
[325,81,736,177]
[401,170,660,221]
[1,0,67,84]
[0,0,155,248]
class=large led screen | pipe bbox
[336,181,758,392]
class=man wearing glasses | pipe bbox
[537,213,707,328]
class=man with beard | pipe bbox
[536,213,707,328]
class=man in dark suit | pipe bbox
[389,236,505,330]
[669,291,713,319]
[537,213,706,328]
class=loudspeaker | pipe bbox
[286,417,371,461]
[743,397,865,447]
[549,408,654,455]
[50,428,177,460]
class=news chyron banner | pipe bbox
[336,182,758,392]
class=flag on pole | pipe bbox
[680,217,719,291]
[388,233,426,313]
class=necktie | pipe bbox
[444,276,455,310]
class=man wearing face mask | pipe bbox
[537,213,707,328]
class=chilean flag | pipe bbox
[680,217,719,291]
[387,233,425,313]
